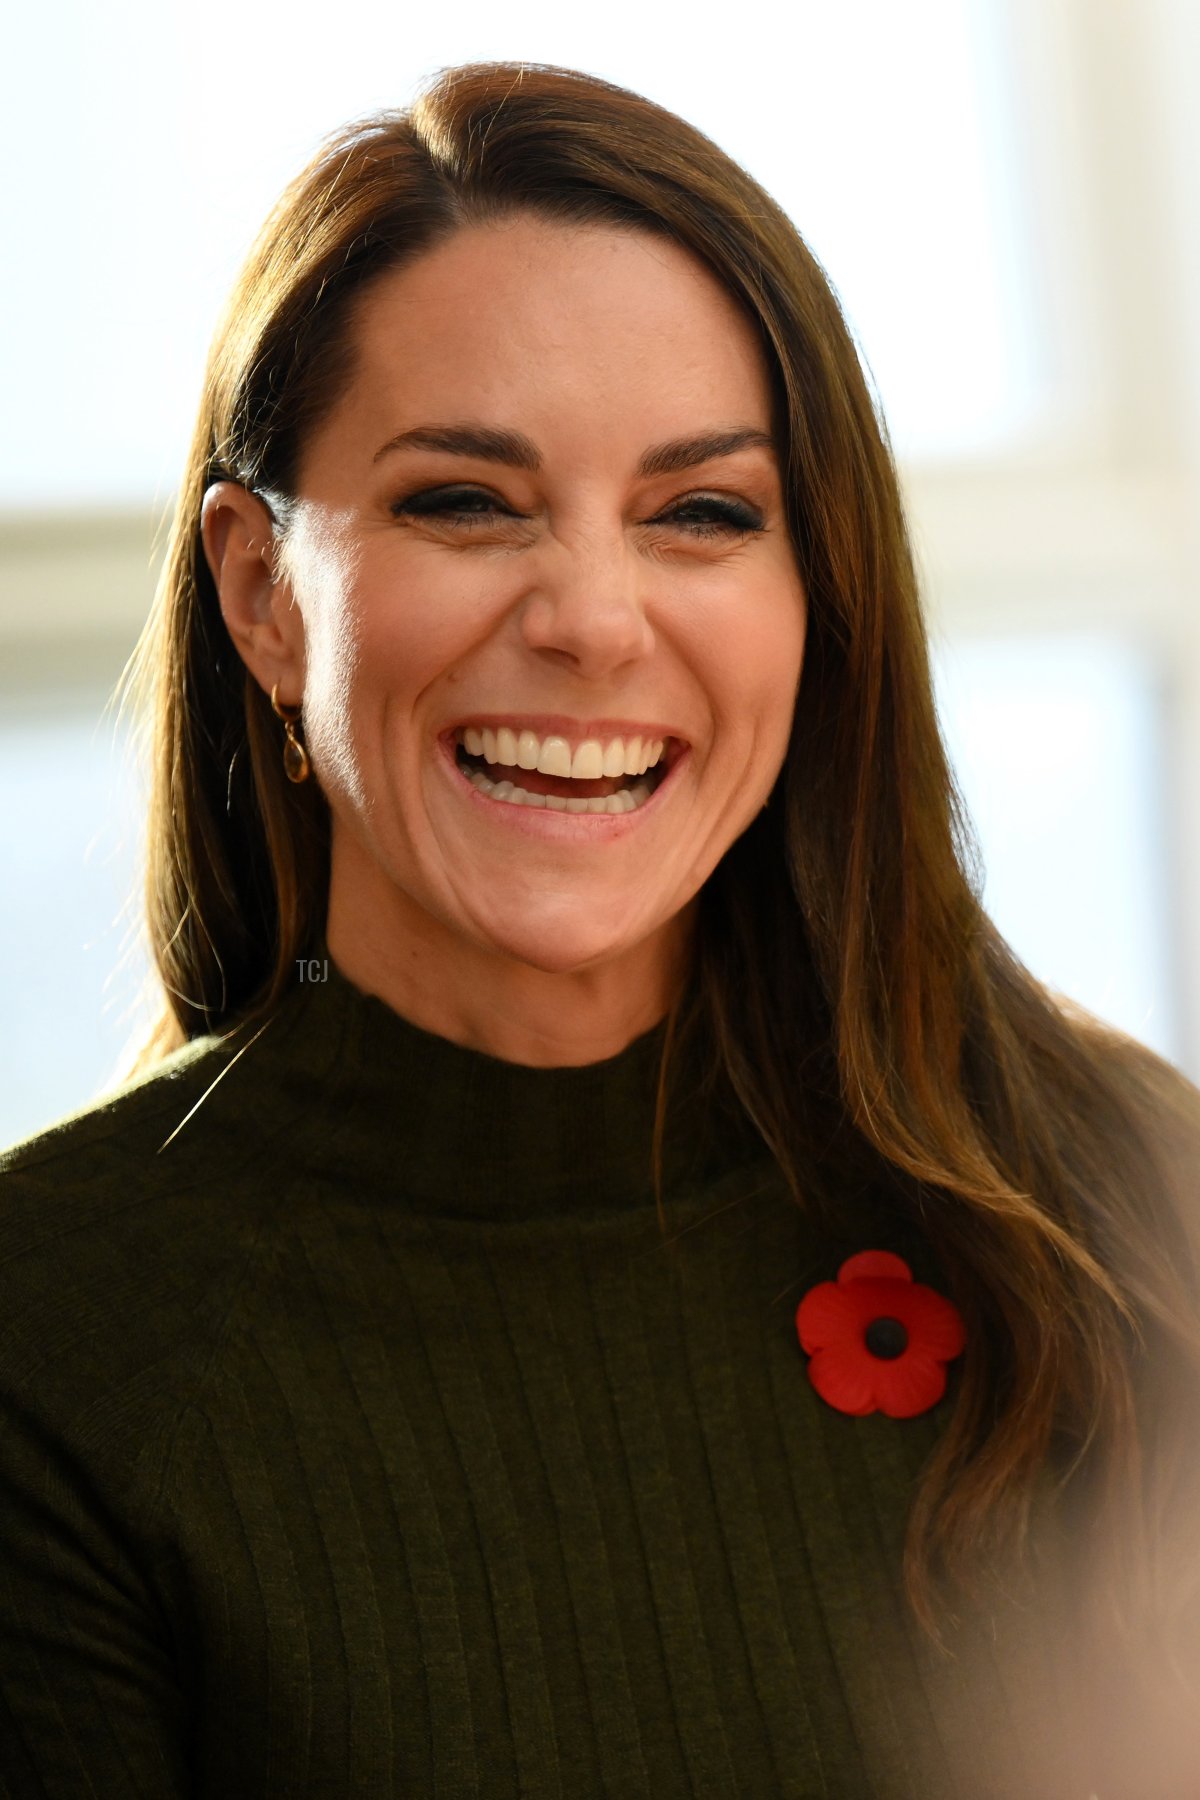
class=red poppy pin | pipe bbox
[795,1250,966,1418]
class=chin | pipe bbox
[466,915,646,978]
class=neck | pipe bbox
[240,934,767,1220]
[324,848,699,1069]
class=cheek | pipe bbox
[303,573,476,778]
[300,596,361,755]
[707,583,806,736]
[349,559,486,688]
[287,575,376,804]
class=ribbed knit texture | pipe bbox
[0,947,1098,1797]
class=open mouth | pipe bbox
[450,731,685,816]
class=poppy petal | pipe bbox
[906,1289,967,1360]
[872,1353,948,1419]
[842,1278,912,1327]
[795,1283,861,1353]
[838,1250,913,1285]
[807,1347,878,1414]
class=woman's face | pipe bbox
[209,213,807,1060]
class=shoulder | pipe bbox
[0,1029,278,1267]
[1067,1006,1200,1241]
[1048,1013,1200,1786]
[2,1031,234,1179]
[0,993,325,1192]
[1075,1005,1200,1135]
[0,1024,308,1495]
[0,1002,327,1272]
[1115,1034,1200,1283]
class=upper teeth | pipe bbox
[459,726,666,780]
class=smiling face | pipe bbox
[207,213,807,1063]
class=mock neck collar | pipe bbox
[241,935,768,1219]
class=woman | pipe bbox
[1,59,1198,1798]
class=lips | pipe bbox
[452,734,671,795]
[437,727,689,832]
[438,723,691,770]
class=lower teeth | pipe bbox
[465,767,654,813]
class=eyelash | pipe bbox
[390,485,765,541]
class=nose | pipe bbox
[517,533,655,677]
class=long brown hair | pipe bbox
[115,59,1200,1681]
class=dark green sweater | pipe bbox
[0,948,1101,1796]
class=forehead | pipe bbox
[345,217,774,410]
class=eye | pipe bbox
[391,487,514,530]
[664,495,765,541]
[390,485,765,540]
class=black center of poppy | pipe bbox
[864,1316,908,1360]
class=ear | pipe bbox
[200,482,306,706]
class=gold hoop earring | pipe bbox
[270,682,310,783]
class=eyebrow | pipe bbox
[371,422,778,479]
